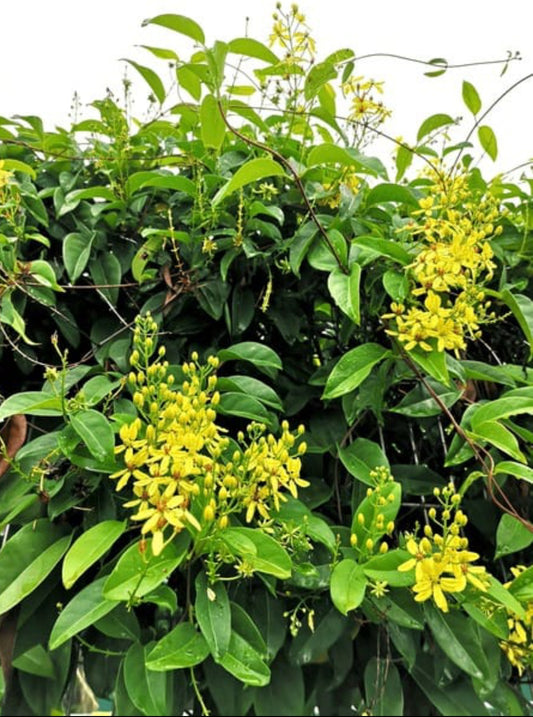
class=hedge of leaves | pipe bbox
[1,5,533,715]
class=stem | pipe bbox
[190,666,210,716]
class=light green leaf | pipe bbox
[495,514,533,558]
[416,113,455,142]
[212,158,286,206]
[29,260,63,292]
[494,460,533,483]
[478,125,498,160]
[470,420,525,462]
[228,38,279,64]
[0,293,36,344]
[366,183,418,207]
[126,171,196,196]
[462,80,482,115]
[200,94,226,150]
[330,559,367,614]
[327,263,361,324]
[408,344,450,386]
[0,520,71,615]
[62,520,126,589]
[142,14,205,44]
[49,577,118,650]
[221,528,292,579]
[323,343,390,400]
[501,290,533,358]
[70,409,114,462]
[103,533,190,601]
[339,437,389,486]
[125,60,166,103]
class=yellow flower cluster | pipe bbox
[342,76,391,129]
[384,168,500,354]
[321,169,361,210]
[500,602,533,675]
[398,483,489,612]
[0,160,12,189]
[269,4,316,64]
[111,314,308,555]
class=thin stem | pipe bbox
[190,666,210,716]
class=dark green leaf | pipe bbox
[195,571,231,659]
[146,622,209,670]
[323,343,390,399]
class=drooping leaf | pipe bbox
[142,14,205,44]
[212,158,286,206]
[62,520,126,589]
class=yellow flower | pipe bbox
[412,557,465,612]
[0,161,12,188]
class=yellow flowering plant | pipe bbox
[0,4,533,716]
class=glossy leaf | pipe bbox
[62,231,95,282]
[213,158,286,206]
[70,409,114,462]
[124,642,168,715]
[330,559,367,614]
[62,520,126,589]
[327,263,361,323]
[495,513,533,558]
[195,571,231,658]
[0,520,70,614]
[104,533,190,601]
[339,437,389,486]
[0,390,62,419]
[323,343,390,399]
[49,577,118,649]
[146,622,209,670]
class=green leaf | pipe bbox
[216,376,283,411]
[351,236,411,265]
[408,344,450,386]
[507,565,533,601]
[304,61,337,101]
[49,577,118,650]
[29,259,63,292]
[195,572,231,659]
[12,644,55,679]
[200,94,226,150]
[221,528,292,579]
[486,575,525,618]
[470,420,525,462]
[0,390,63,419]
[2,158,36,179]
[212,158,286,206]
[288,607,348,666]
[366,183,418,207]
[89,253,122,306]
[217,630,270,686]
[390,378,461,417]
[495,514,533,558]
[0,520,71,615]
[423,57,448,77]
[327,263,361,324]
[339,437,389,487]
[416,113,455,141]
[124,642,168,715]
[425,605,491,681]
[363,550,414,587]
[323,343,390,400]
[462,80,482,115]
[471,395,533,428]
[0,293,36,344]
[146,622,209,670]
[218,341,282,376]
[501,290,533,358]
[70,409,114,462]
[364,658,403,716]
[124,60,165,103]
[330,559,367,614]
[411,658,490,715]
[228,38,279,64]
[351,482,401,544]
[62,231,95,282]
[103,533,190,601]
[216,393,273,427]
[495,460,533,483]
[254,658,305,716]
[126,171,196,196]
[94,604,140,641]
[478,125,498,160]
[62,520,126,589]
[143,14,205,44]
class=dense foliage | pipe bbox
[1,5,533,714]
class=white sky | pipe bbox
[2,0,532,177]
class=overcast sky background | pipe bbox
[2,0,532,177]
